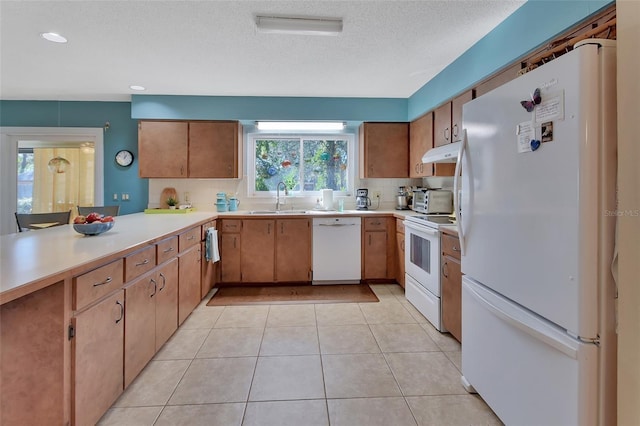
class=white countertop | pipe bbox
[0,212,215,302]
[1,209,421,303]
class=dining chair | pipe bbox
[15,210,72,232]
[77,205,120,217]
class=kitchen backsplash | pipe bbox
[148,176,428,211]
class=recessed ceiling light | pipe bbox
[129,85,146,91]
[40,32,67,43]
[255,16,343,36]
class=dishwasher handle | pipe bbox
[317,223,358,227]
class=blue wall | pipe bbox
[0,101,146,214]
[1,0,613,213]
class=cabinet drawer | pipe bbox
[124,245,157,282]
[396,219,405,234]
[201,220,216,240]
[364,217,387,231]
[179,227,200,251]
[441,233,461,260]
[156,236,178,265]
[220,219,241,233]
[73,259,124,310]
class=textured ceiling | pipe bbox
[0,1,525,101]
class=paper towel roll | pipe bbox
[322,189,334,210]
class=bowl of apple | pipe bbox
[73,212,115,236]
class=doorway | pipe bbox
[1,127,104,235]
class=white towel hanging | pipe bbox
[205,228,220,262]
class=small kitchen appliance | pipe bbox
[355,188,371,210]
[396,186,411,210]
[411,189,453,214]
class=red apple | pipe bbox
[73,215,87,224]
[85,212,102,223]
[100,216,114,223]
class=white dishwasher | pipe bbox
[312,216,361,284]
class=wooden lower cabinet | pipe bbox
[220,232,241,282]
[364,230,388,279]
[396,222,406,288]
[441,233,462,342]
[124,272,157,387]
[155,258,179,351]
[241,219,276,282]
[275,218,311,282]
[178,244,202,324]
[73,290,125,426]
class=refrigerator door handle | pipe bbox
[454,130,466,255]
[465,280,579,359]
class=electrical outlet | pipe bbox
[113,193,118,201]
[373,190,382,199]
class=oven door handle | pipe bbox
[405,223,439,237]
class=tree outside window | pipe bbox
[251,135,352,195]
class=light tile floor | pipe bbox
[99,284,502,426]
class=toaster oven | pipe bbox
[411,189,453,214]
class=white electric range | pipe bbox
[404,214,456,331]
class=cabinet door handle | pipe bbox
[400,239,404,251]
[136,259,149,267]
[233,236,237,249]
[281,223,284,234]
[150,278,157,297]
[163,247,174,253]
[442,262,449,278]
[267,224,271,234]
[187,235,195,241]
[93,276,112,287]
[444,127,450,141]
[158,272,166,291]
[453,123,459,138]
[453,246,460,252]
[368,234,371,245]
[115,301,124,324]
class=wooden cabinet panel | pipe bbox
[138,121,188,177]
[220,232,241,283]
[73,290,124,426]
[138,120,241,178]
[73,259,124,310]
[396,219,405,288]
[452,90,474,142]
[178,244,201,325]
[124,245,156,282]
[189,121,241,178]
[124,271,157,387]
[220,219,241,233]
[409,112,434,177]
[155,258,178,351]
[241,219,276,282]
[156,236,178,265]
[441,255,462,342]
[179,226,200,252]
[363,231,387,279]
[359,122,409,178]
[275,218,311,282]
[442,233,461,259]
[364,217,387,231]
[434,102,452,147]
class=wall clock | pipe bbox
[115,150,134,167]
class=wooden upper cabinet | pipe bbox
[359,122,409,178]
[409,112,434,178]
[433,102,452,147]
[138,121,188,177]
[451,90,474,142]
[188,121,242,178]
[434,89,474,147]
[138,120,242,178]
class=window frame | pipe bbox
[247,132,355,198]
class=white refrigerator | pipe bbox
[458,39,617,426]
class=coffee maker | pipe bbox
[356,188,371,210]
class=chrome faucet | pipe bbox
[276,181,288,211]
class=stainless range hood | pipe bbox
[421,140,462,163]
